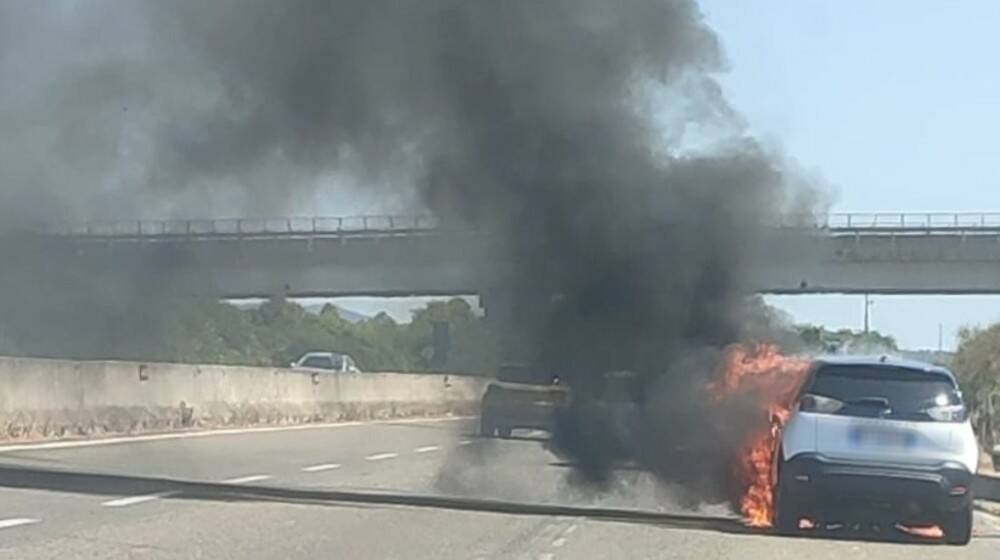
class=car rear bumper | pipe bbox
[782,453,974,518]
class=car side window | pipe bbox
[302,356,332,369]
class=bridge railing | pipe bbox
[820,212,1000,229]
[46,212,1000,238]
[56,214,441,237]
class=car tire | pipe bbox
[774,470,802,534]
[480,415,495,437]
[497,426,513,439]
[943,505,973,545]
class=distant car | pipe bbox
[480,363,568,438]
[290,351,360,373]
[480,380,569,438]
[776,356,978,545]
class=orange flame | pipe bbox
[711,343,810,528]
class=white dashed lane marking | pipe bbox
[221,475,271,484]
[0,518,41,530]
[366,452,398,461]
[552,538,567,548]
[302,463,341,473]
[457,440,472,446]
[102,492,175,507]
[415,445,440,454]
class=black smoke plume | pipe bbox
[0,1,819,502]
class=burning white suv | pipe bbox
[776,356,979,545]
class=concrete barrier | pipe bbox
[0,356,487,442]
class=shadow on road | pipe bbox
[0,462,748,535]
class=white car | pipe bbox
[776,356,978,545]
[290,351,360,373]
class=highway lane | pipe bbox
[0,418,997,559]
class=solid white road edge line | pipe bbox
[0,416,474,454]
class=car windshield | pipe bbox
[805,365,961,420]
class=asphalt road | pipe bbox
[0,418,997,559]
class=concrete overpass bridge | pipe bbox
[7,212,1000,298]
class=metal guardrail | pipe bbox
[819,212,1000,229]
[45,212,1000,238]
[53,214,441,237]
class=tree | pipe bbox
[794,325,898,355]
[952,325,1000,448]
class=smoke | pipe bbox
[1,1,821,504]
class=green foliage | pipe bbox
[0,292,496,374]
[795,324,898,355]
[953,326,1000,392]
[952,325,1000,446]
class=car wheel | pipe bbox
[774,470,802,534]
[497,426,513,439]
[943,505,973,545]
[480,415,495,437]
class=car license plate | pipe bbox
[849,426,916,448]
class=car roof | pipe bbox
[812,355,956,383]
[302,351,343,358]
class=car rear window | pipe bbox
[805,365,960,421]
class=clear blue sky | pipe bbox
[695,0,1000,350]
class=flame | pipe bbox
[711,343,810,528]
[897,524,944,539]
